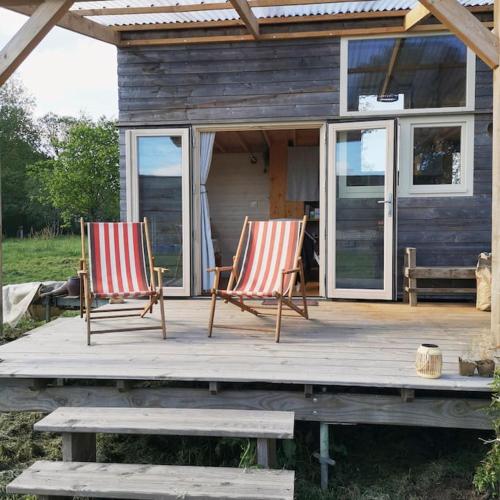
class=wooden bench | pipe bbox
[34,407,295,468]
[403,247,476,306]
[7,460,295,500]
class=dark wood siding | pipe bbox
[118,40,493,298]
[118,39,339,125]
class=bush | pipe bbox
[474,370,500,497]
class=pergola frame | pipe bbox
[0,0,499,347]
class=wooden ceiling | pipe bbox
[213,128,319,154]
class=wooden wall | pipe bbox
[118,38,493,298]
[207,152,270,264]
[117,39,339,125]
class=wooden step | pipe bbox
[7,460,295,500]
[35,407,295,439]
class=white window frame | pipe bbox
[340,32,476,118]
[398,115,474,197]
[125,128,191,296]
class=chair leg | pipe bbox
[84,285,91,346]
[298,262,309,320]
[208,292,217,338]
[275,295,283,343]
[158,292,166,340]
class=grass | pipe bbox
[2,236,81,285]
[0,236,496,499]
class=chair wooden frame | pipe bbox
[79,217,167,346]
[208,216,309,343]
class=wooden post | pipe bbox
[256,438,277,468]
[405,248,417,307]
[62,432,96,462]
[319,422,330,490]
[492,0,500,348]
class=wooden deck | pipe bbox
[0,299,494,391]
[0,299,496,429]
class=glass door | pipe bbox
[127,128,190,296]
[327,121,394,299]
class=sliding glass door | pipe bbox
[327,121,394,299]
[127,128,190,296]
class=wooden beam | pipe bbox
[5,4,120,44]
[491,0,500,348]
[262,130,271,148]
[229,0,259,38]
[119,22,499,47]
[72,0,383,17]
[380,38,402,96]
[0,381,492,429]
[404,3,431,30]
[111,10,410,31]
[235,132,251,153]
[418,0,499,69]
[0,0,74,86]
[119,25,407,47]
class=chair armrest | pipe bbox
[78,270,88,276]
[282,267,300,275]
[207,266,234,273]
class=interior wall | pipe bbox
[207,152,270,265]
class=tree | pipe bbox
[0,79,45,235]
[29,118,120,227]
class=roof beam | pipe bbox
[72,0,381,17]
[3,3,121,44]
[229,0,259,38]
[119,21,495,47]
[379,38,401,96]
[417,0,499,69]
[0,0,74,86]
[404,2,431,30]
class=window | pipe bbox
[336,128,387,198]
[340,34,475,116]
[126,129,191,295]
[398,116,474,197]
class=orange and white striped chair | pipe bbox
[79,218,166,345]
[208,216,309,342]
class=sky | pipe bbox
[0,8,118,118]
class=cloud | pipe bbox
[0,9,118,118]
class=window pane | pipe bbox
[347,35,467,112]
[412,126,461,185]
[336,129,386,188]
[335,128,387,290]
[137,135,184,287]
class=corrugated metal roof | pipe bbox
[70,0,493,27]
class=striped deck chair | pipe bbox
[208,216,309,342]
[79,218,166,345]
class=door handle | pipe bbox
[377,193,393,217]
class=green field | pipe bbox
[0,237,497,499]
[3,236,81,285]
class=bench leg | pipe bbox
[405,248,418,307]
[256,438,277,469]
[62,432,96,462]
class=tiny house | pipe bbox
[112,0,492,300]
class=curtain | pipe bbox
[200,132,216,291]
[287,146,319,201]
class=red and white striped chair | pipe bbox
[79,218,166,345]
[208,216,309,342]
